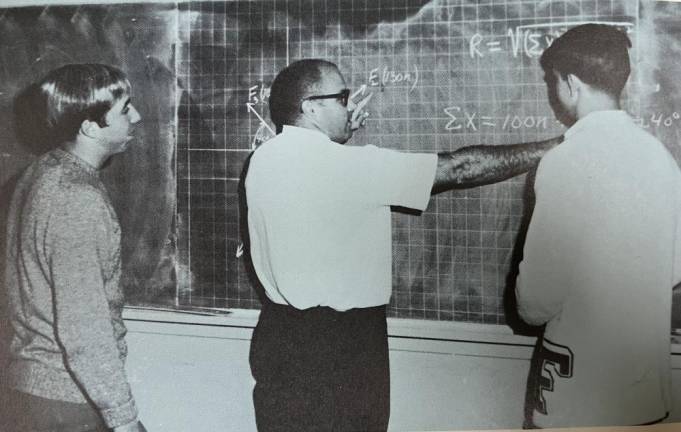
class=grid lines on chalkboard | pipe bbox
[176,0,639,321]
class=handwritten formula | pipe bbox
[469,22,635,59]
[444,107,681,132]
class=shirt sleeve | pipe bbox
[515,153,573,326]
[355,145,437,210]
[47,189,138,428]
[673,182,681,288]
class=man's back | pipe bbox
[517,110,680,427]
[5,149,128,406]
[245,125,436,311]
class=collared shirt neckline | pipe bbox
[564,110,629,140]
[281,125,335,145]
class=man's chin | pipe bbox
[119,136,135,151]
[331,130,352,145]
[114,144,129,154]
[340,126,354,144]
[106,142,130,158]
[335,135,351,145]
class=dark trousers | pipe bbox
[3,390,108,432]
[250,302,390,432]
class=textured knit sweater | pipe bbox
[4,148,138,428]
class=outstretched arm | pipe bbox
[431,136,563,194]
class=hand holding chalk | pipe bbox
[349,91,373,131]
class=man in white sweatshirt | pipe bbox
[516,24,681,428]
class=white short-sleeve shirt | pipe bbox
[246,126,437,311]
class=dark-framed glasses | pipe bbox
[302,88,351,107]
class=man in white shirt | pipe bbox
[516,24,681,428]
[246,58,561,431]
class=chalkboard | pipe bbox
[1,0,681,329]
[0,3,178,306]
[173,0,681,328]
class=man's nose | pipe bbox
[129,105,142,124]
[347,98,357,112]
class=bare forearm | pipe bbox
[431,136,562,193]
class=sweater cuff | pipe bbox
[100,398,138,428]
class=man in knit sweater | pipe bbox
[516,24,681,428]
[3,64,146,432]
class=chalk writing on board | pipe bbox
[248,83,270,106]
[634,112,681,129]
[246,63,418,111]
[246,103,270,127]
[246,86,275,149]
[368,65,419,92]
[470,21,635,59]
[444,106,556,132]
[245,84,372,149]
[250,121,276,150]
[444,107,681,133]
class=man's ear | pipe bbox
[80,119,100,139]
[566,73,582,96]
[300,99,316,117]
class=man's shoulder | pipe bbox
[617,120,681,173]
[23,160,106,209]
[536,140,571,171]
[34,163,101,194]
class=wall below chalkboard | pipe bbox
[121,309,681,431]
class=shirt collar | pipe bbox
[564,110,630,139]
[281,125,333,144]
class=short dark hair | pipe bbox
[38,63,131,144]
[268,59,338,132]
[540,24,632,97]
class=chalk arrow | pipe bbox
[252,123,276,150]
[246,103,275,135]
[352,84,368,100]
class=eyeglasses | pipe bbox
[302,88,351,107]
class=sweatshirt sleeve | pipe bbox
[515,154,572,326]
[673,183,681,288]
[47,188,138,428]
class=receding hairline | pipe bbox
[301,62,342,95]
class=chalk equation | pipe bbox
[634,111,681,130]
[444,106,557,131]
[444,107,681,132]
[469,21,635,59]
[248,82,270,106]
[368,65,419,92]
